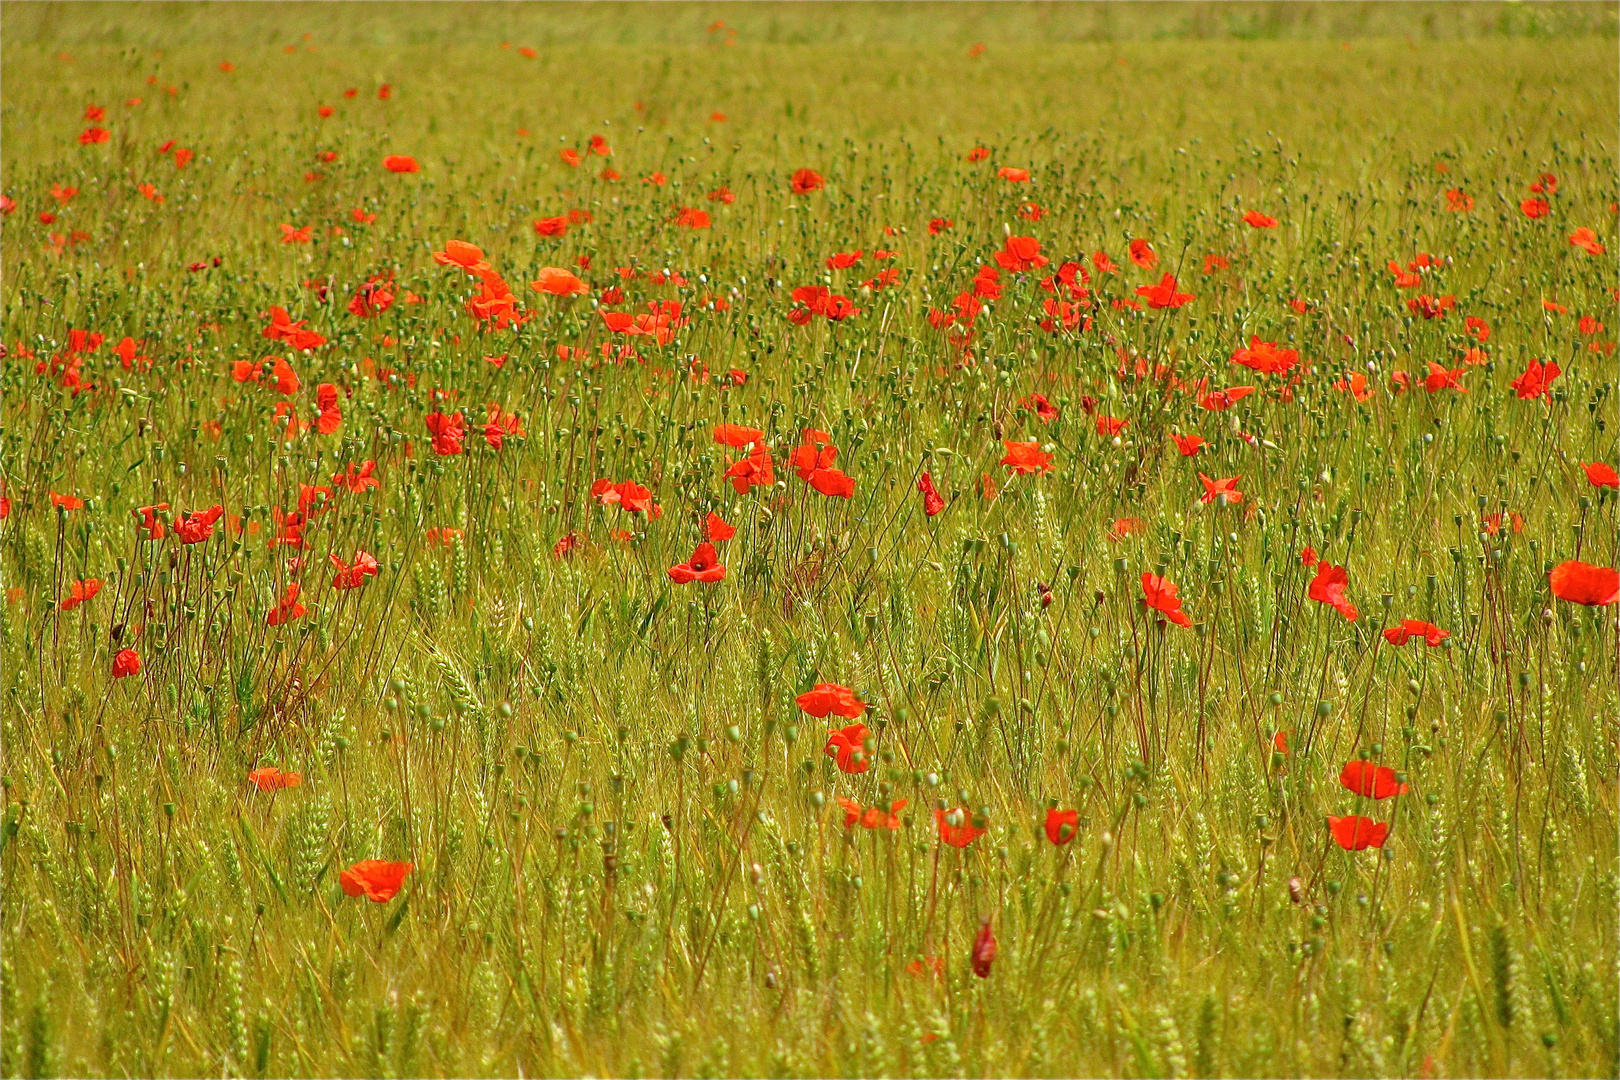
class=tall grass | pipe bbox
[1,4,1616,1076]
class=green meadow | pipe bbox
[1,3,1616,1076]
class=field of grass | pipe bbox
[1,2,1617,1076]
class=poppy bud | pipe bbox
[1288,876,1304,903]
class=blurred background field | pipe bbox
[1,3,1616,1078]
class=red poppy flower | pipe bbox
[592,479,655,514]
[1408,294,1455,320]
[530,267,588,296]
[1509,358,1560,401]
[425,411,466,455]
[1108,517,1144,542]
[1170,432,1205,457]
[837,796,907,831]
[247,766,302,792]
[1382,619,1448,646]
[1197,384,1253,411]
[1135,273,1194,309]
[431,239,491,273]
[267,584,308,626]
[330,550,380,590]
[1198,473,1243,505]
[668,541,726,584]
[790,168,824,194]
[707,185,736,204]
[383,155,419,174]
[713,424,764,447]
[79,126,111,145]
[175,505,224,544]
[1307,562,1358,621]
[723,446,775,494]
[796,682,866,719]
[918,471,945,517]
[1548,561,1619,606]
[1583,462,1619,488]
[112,648,141,678]
[674,206,711,228]
[1339,760,1410,799]
[928,217,952,235]
[534,216,568,237]
[262,306,327,351]
[993,235,1048,273]
[1231,337,1299,375]
[332,459,381,493]
[1096,415,1128,438]
[1021,393,1059,423]
[965,146,989,162]
[1423,362,1468,394]
[1569,227,1606,256]
[996,166,1030,183]
[340,860,413,902]
[1043,808,1079,846]
[1141,573,1192,628]
[1445,188,1474,212]
[1300,546,1317,567]
[51,491,86,512]
[1243,210,1278,228]
[807,467,856,498]
[826,250,863,270]
[134,503,168,539]
[823,722,871,774]
[1520,198,1551,219]
[1327,815,1388,851]
[705,511,736,542]
[935,807,986,849]
[1001,440,1053,475]
[972,918,997,977]
[1128,239,1157,268]
[60,578,103,612]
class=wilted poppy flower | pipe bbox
[112,648,141,677]
[1243,210,1278,228]
[1198,473,1243,505]
[1308,562,1358,621]
[1382,620,1448,646]
[59,578,102,611]
[1509,358,1560,401]
[1327,815,1388,851]
[266,584,308,626]
[1136,273,1194,309]
[705,511,736,542]
[935,807,986,848]
[340,859,413,902]
[971,918,997,977]
[1340,760,1409,799]
[823,722,871,774]
[425,411,466,455]
[175,505,224,544]
[918,471,945,516]
[530,267,588,296]
[713,423,764,447]
[382,155,419,173]
[1001,440,1053,475]
[1170,432,1205,456]
[796,682,866,719]
[1043,808,1079,845]
[1583,462,1619,488]
[248,766,302,792]
[790,168,824,194]
[668,541,726,584]
[1548,561,1619,606]
[1141,573,1192,628]
[330,550,379,590]
[1569,227,1606,256]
